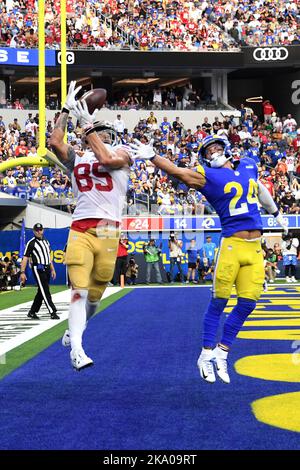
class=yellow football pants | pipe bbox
[65,229,119,302]
[213,236,265,301]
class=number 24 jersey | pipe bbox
[196,157,263,237]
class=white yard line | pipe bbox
[0,287,122,356]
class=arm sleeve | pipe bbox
[63,151,76,174]
[257,181,278,215]
[24,240,34,257]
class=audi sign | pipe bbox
[253,47,289,62]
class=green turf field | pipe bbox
[0,287,132,380]
[0,285,68,310]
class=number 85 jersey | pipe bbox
[196,157,263,237]
[71,146,130,223]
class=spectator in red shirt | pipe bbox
[260,176,275,198]
[15,140,28,157]
[13,99,24,110]
[292,129,300,152]
[262,100,275,122]
[113,234,129,285]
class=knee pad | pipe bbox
[214,262,236,298]
[68,265,89,290]
[88,284,107,303]
[93,263,115,283]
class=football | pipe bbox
[80,88,107,113]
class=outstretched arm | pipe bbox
[257,181,288,233]
[49,111,74,165]
[257,181,278,214]
[151,154,205,189]
[49,81,82,169]
[128,140,206,189]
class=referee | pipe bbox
[20,223,60,320]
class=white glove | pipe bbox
[275,213,288,235]
[72,99,98,129]
[63,80,82,111]
[128,139,156,160]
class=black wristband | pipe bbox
[61,107,70,114]
[20,271,25,274]
[85,127,97,137]
[272,210,279,218]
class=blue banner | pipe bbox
[0,228,68,285]
[0,48,56,66]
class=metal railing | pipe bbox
[98,11,139,49]
[132,193,150,214]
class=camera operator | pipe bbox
[143,239,163,284]
[282,233,299,283]
[0,258,7,291]
[168,232,184,283]
[0,256,20,290]
[126,256,139,285]
[265,248,279,283]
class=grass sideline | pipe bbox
[0,287,133,380]
[0,285,68,310]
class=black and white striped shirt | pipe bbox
[24,237,51,266]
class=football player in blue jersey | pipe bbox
[129,135,288,384]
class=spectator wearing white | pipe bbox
[153,88,162,109]
[168,232,184,283]
[238,125,252,142]
[182,83,193,110]
[217,123,229,138]
[283,114,297,133]
[28,146,37,157]
[286,149,296,182]
[113,114,125,134]
[281,234,299,283]
[25,118,38,135]
[3,169,16,189]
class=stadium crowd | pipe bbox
[0,103,300,216]
[0,82,216,111]
[0,0,299,51]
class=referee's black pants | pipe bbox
[30,266,57,315]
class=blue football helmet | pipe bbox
[199,135,232,168]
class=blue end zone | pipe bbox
[0,287,299,450]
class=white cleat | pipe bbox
[286,276,292,283]
[197,351,216,383]
[213,347,230,384]
[291,276,297,283]
[70,348,94,371]
[62,329,71,347]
